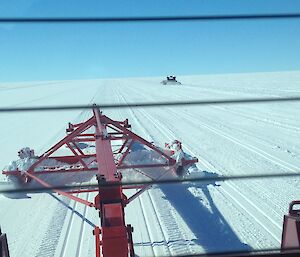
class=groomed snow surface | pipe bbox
[1,71,300,257]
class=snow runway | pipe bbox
[1,71,300,256]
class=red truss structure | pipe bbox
[2,108,198,257]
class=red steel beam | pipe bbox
[68,189,99,194]
[3,167,98,175]
[25,172,95,207]
[93,108,131,257]
[28,116,96,173]
[117,139,134,167]
[66,142,89,170]
[103,115,175,164]
[127,185,152,204]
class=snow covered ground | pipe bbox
[0,71,300,256]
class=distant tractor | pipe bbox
[161,76,182,85]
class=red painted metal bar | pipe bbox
[8,167,98,175]
[25,172,95,207]
[117,139,134,166]
[66,142,89,170]
[123,185,144,190]
[130,168,157,180]
[107,132,124,135]
[44,117,95,157]
[85,157,97,167]
[109,136,129,141]
[68,188,99,194]
[117,139,128,154]
[48,154,96,162]
[106,124,123,132]
[103,115,175,164]
[94,109,118,182]
[73,138,95,142]
[93,227,101,257]
[2,171,20,176]
[28,116,96,173]
[76,133,95,137]
[71,141,86,156]
[93,108,130,257]
[127,185,152,204]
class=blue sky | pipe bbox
[0,0,300,82]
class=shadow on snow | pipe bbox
[159,170,251,254]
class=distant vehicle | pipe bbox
[161,76,182,85]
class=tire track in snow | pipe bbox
[35,195,71,257]
[119,87,298,173]
[55,193,96,257]
[143,190,172,256]
[75,193,90,257]
[212,106,300,134]
[189,114,299,173]
[147,189,196,256]
[166,108,291,235]
[58,196,79,257]
[163,107,287,238]
[167,88,300,134]
[115,92,161,256]
[136,108,282,244]
[137,191,156,257]
[168,105,300,217]
[165,90,300,171]
[150,95,296,221]
[119,88,284,244]
[118,92,197,255]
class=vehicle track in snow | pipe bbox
[120,83,299,157]
[138,190,172,256]
[165,106,300,175]
[163,89,300,166]
[137,192,156,256]
[212,106,300,134]
[117,86,295,243]
[162,106,299,222]
[75,193,90,257]
[58,197,79,257]
[104,85,284,249]
[134,107,282,245]
[123,85,299,166]
[34,195,71,257]
[123,87,299,211]
[147,188,198,256]
[117,92,199,256]
[55,192,92,257]
[179,108,300,170]
[205,117,296,172]
[139,106,281,229]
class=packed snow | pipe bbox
[0,71,300,256]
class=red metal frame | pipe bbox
[281,201,300,251]
[2,108,198,257]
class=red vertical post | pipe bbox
[93,108,131,257]
[93,227,101,257]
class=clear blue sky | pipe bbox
[0,0,300,82]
